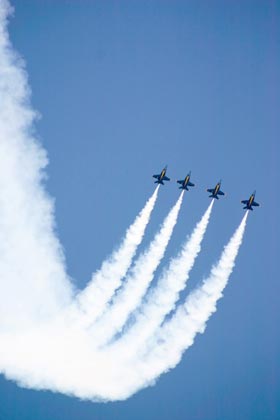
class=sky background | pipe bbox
[1,0,279,419]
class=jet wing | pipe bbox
[153,174,160,179]
[252,201,259,206]
[218,190,225,195]
[163,176,170,181]
[241,200,248,204]
[207,188,214,193]
[177,180,184,184]
[188,181,195,187]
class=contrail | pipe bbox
[77,186,159,324]
[0,0,74,331]
[115,199,214,352]
[90,192,184,346]
[130,212,249,389]
[0,0,253,403]
[3,199,248,404]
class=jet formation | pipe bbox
[152,166,260,210]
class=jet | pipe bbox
[241,190,260,210]
[207,180,225,199]
[153,166,170,185]
[177,171,195,191]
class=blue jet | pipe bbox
[241,190,260,210]
[177,171,195,191]
[153,166,170,185]
[207,180,225,199]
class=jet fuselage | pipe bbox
[207,180,225,199]
[153,166,170,185]
[177,172,195,191]
[241,191,259,210]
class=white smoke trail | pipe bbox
[1,211,246,401]
[125,212,249,390]
[0,0,251,402]
[0,0,74,331]
[90,192,184,346]
[115,199,214,352]
[0,1,141,400]
[77,186,159,325]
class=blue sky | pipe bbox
[1,0,279,419]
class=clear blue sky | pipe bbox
[1,0,279,419]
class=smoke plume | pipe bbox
[0,0,249,402]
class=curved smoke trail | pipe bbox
[0,0,251,402]
[0,0,74,331]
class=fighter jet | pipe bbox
[207,180,225,199]
[153,166,170,185]
[241,190,260,210]
[177,171,195,191]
